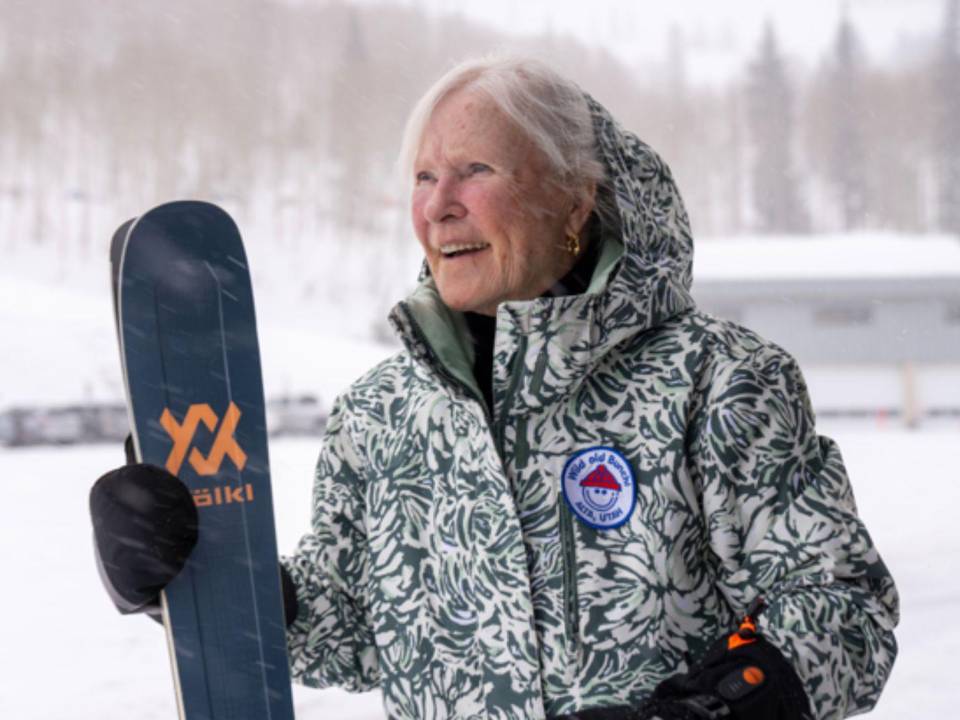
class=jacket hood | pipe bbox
[584,93,694,305]
[390,93,696,414]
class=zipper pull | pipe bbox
[727,596,766,651]
[744,595,766,621]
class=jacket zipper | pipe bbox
[402,310,584,674]
[558,493,580,664]
[492,332,580,672]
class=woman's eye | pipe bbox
[467,163,491,175]
[415,171,435,184]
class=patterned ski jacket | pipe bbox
[282,96,899,720]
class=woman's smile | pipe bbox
[438,241,491,259]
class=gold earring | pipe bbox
[564,229,580,256]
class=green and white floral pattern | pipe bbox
[282,95,898,720]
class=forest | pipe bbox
[1,0,958,261]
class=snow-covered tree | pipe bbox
[745,22,809,233]
[826,13,869,229]
[935,0,960,236]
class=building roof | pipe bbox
[694,233,960,281]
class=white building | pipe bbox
[692,234,960,425]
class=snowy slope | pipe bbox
[0,425,956,718]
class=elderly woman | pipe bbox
[91,57,898,720]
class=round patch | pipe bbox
[561,446,636,530]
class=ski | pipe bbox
[111,200,295,720]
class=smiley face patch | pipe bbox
[561,446,636,530]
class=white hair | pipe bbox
[398,55,606,205]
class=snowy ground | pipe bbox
[1,232,956,716]
[0,423,956,719]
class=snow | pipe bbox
[695,233,960,280]
[0,240,408,408]
[0,424,956,718]
[0,439,386,720]
[1,231,957,715]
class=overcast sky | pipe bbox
[362,0,945,85]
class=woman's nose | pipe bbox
[423,175,466,224]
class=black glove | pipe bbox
[641,604,811,720]
[90,462,199,616]
[550,601,811,720]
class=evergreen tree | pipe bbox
[935,0,960,235]
[745,22,809,232]
[329,6,376,232]
[827,12,868,229]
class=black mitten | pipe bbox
[91,458,301,628]
[90,464,199,614]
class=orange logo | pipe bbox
[193,483,254,508]
[159,402,247,476]
[742,666,765,686]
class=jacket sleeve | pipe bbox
[688,347,899,720]
[280,396,380,692]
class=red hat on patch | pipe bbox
[580,464,621,491]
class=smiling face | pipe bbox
[411,88,595,316]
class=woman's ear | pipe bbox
[567,180,597,237]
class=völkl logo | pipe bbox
[159,402,247,476]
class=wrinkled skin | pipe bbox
[411,88,595,315]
